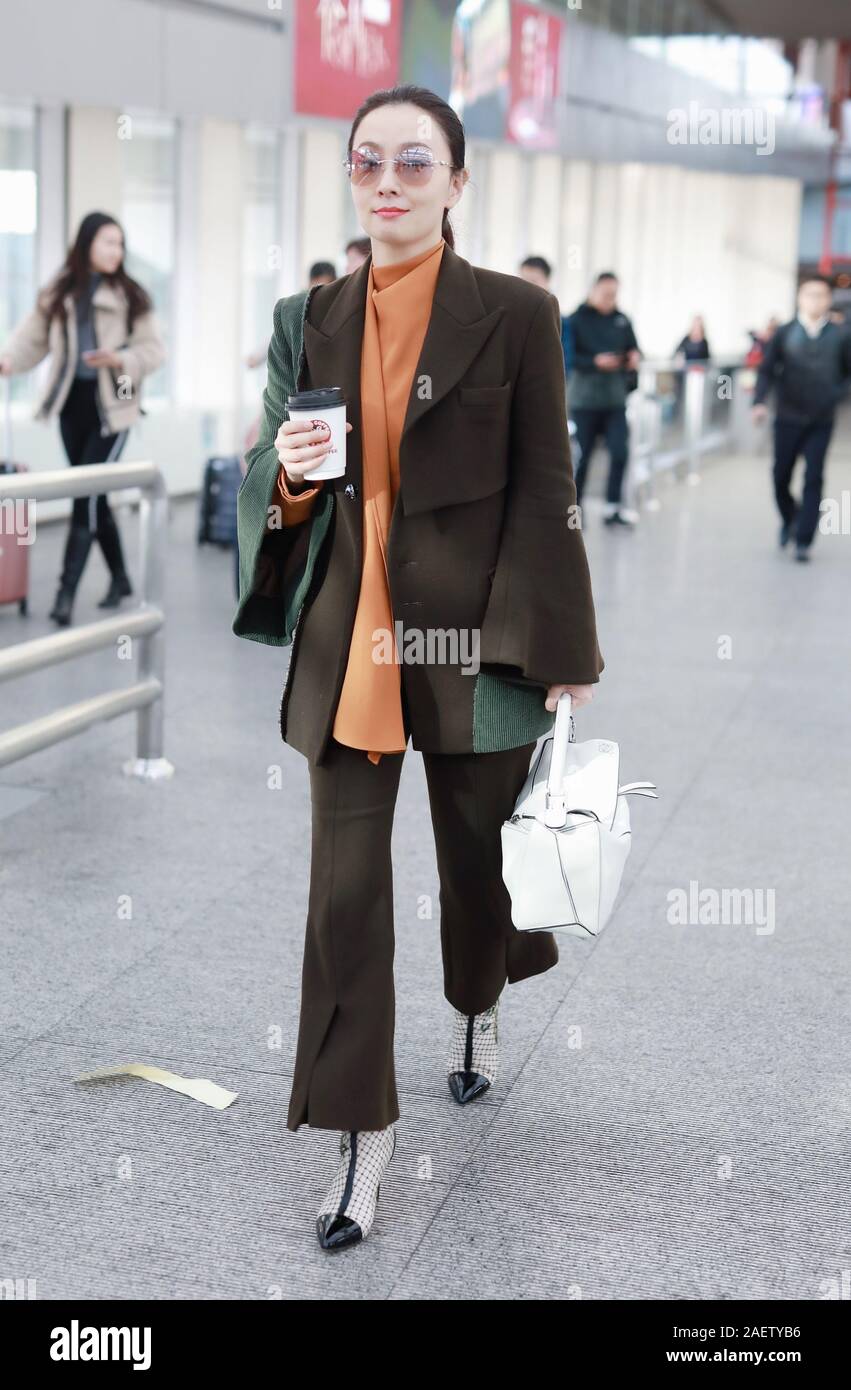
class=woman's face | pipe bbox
[89,224,125,275]
[348,102,467,253]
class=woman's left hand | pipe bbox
[545,683,594,713]
[82,348,123,370]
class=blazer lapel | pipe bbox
[399,243,505,515]
[300,241,505,517]
[400,241,505,440]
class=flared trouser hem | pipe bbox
[285,736,557,1133]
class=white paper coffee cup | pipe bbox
[286,387,347,480]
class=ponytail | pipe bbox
[441,208,455,250]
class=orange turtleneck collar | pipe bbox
[370,238,445,292]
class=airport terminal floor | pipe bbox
[1,430,848,1300]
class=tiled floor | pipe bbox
[1,431,849,1298]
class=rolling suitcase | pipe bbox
[197,455,242,547]
[0,377,29,616]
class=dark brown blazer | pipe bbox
[238,240,604,766]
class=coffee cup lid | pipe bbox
[287,387,346,411]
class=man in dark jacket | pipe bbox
[753,275,851,562]
[518,255,572,377]
[567,272,641,527]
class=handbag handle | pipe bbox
[544,692,573,825]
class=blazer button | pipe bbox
[344,482,358,499]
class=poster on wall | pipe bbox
[399,0,458,99]
[425,0,563,147]
[506,1,563,148]
[448,0,512,141]
[294,0,404,119]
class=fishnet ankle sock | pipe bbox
[446,998,500,1085]
[316,1124,396,1235]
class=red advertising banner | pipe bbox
[294,0,404,119]
[506,0,563,148]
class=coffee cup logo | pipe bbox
[311,419,336,454]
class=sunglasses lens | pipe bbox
[349,153,380,185]
[398,157,434,185]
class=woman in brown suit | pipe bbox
[234,85,604,1251]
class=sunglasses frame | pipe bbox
[343,149,455,185]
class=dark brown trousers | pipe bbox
[286,735,559,1133]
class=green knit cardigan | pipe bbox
[232,289,332,648]
[231,289,554,754]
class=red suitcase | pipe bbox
[0,377,30,615]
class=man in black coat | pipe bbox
[753,274,851,562]
[567,271,641,528]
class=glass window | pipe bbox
[0,104,38,406]
[119,112,177,401]
[742,37,794,114]
[662,34,743,91]
[242,124,282,412]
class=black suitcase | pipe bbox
[197,455,242,547]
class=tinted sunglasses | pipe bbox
[343,147,454,187]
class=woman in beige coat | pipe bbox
[0,211,166,624]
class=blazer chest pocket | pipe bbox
[458,381,512,408]
[438,380,511,509]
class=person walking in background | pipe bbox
[745,315,780,368]
[345,237,371,273]
[752,275,851,563]
[673,315,711,417]
[244,258,342,369]
[0,211,165,625]
[308,260,336,287]
[519,255,573,379]
[567,271,641,527]
[674,314,711,364]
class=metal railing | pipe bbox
[0,461,174,779]
[621,358,759,510]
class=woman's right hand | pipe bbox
[0,356,13,376]
[275,417,352,487]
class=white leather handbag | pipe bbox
[500,693,657,939]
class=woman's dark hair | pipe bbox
[42,211,153,330]
[346,85,465,250]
